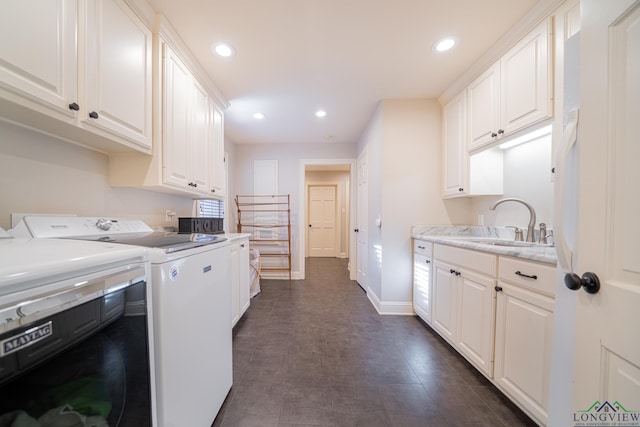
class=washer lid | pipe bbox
[0,238,148,298]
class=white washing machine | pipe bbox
[0,228,155,426]
[12,216,233,427]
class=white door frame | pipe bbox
[298,158,357,280]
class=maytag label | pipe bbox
[1,321,53,357]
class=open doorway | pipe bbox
[298,160,356,281]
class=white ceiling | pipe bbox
[145,0,541,145]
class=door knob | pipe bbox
[564,272,600,294]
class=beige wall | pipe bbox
[0,121,194,230]
[357,99,472,309]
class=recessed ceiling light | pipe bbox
[434,37,456,53]
[212,42,235,57]
[252,112,265,120]
[315,110,327,118]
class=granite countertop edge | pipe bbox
[411,225,557,266]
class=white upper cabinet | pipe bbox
[210,106,226,197]
[83,0,152,150]
[467,64,501,151]
[467,18,552,152]
[500,18,551,136]
[190,79,212,192]
[109,15,227,198]
[0,0,152,153]
[443,90,503,199]
[442,91,468,197]
[0,1,78,119]
[163,46,193,189]
[161,43,215,195]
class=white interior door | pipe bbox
[567,0,640,419]
[307,185,337,257]
[356,148,369,289]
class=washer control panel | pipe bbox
[17,216,154,238]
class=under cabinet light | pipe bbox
[499,125,552,149]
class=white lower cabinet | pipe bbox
[494,257,555,426]
[431,261,458,343]
[412,240,432,323]
[431,244,497,377]
[457,269,496,377]
[421,242,555,425]
[231,238,250,327]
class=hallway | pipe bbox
[213,258,535,426]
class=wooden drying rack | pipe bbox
[235,194,292,281]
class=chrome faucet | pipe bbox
[489,198,537,243]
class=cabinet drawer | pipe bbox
[413,239,432,257]
[498,257,556,296]
[434,244,496,277]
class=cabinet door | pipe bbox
[456,270,496,377]
[190,79,211,194]
[500,18,551,136]
[431,261,457,344]
[442,91,468,197]
[412,253,432,323]
[467,63,501,151]
[83,0,152,149]
[209,106,225,196]
[230,243,240,327]
[163,46,192,189]
[0,1,77,119]
[494,283,554,425]
[239,241,250,316]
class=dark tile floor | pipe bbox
[213,258,536,427]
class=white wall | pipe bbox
[231,141,357,276]
[358,104,383,299]
[469,134,554,234]
[357,99,472,313]
[0,121,194,230]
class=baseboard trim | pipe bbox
[259,271,301,280]
[366,289,414,316]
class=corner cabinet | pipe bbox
[468,18,552,152]
[109,15,227,198]
[0,0,152,154]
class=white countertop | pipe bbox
[412,225,557,265]
[224,233,252,242]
